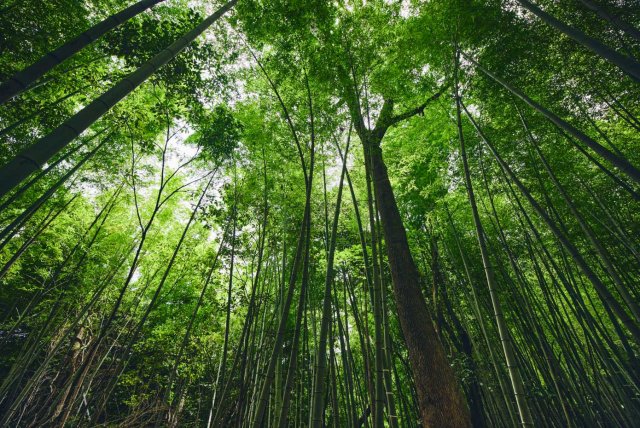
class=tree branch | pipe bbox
[386,82,451,128]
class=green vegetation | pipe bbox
[0,1,639,426]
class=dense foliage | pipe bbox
[1,0,639,427]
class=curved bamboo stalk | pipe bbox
[462,52,640,185]
[0,0,165,105]
[0,0,237,199]
[515,0,640,82]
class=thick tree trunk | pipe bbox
[365,137,471,428]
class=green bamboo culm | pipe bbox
[461,52,640,185]
[310,134,349,428]
[0,0,166,105]
[0,0,238,200]
[460,100,640,346]
[577,0,640,42]
[454,56,533,425]
[515,0,640,82]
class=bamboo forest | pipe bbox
[2,0,640,427]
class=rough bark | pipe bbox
[366,136,471,428]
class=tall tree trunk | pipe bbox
[365,135,471,428]
[340,66,469,426]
